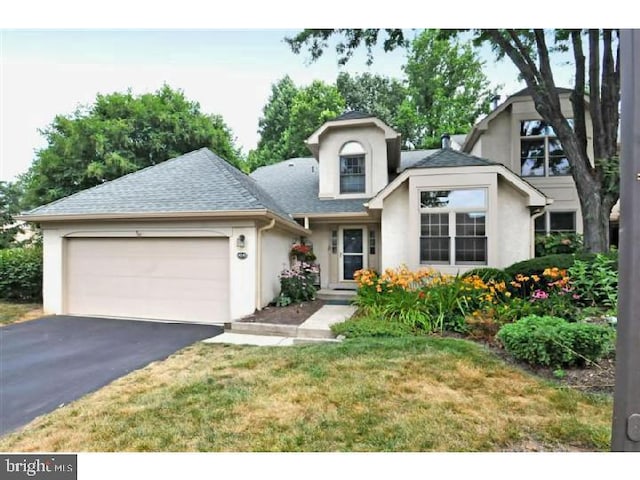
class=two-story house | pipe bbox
[21,108,551,324]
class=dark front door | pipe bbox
[341,228,365,280]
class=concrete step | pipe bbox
[316,289,357,302]
[228,322,298,337]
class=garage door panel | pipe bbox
[66,238,230,323]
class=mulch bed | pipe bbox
[474,335,616,394]
[238,299,326,326]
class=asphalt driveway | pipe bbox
[0,315,222,435]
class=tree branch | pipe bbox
[487,30,540,87]
[570,30,588,155]
[534,29,561,111]
[589,29,605,159]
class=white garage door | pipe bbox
[65,237,229,323]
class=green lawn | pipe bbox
[0,336,612,452]
[0,301,42,325]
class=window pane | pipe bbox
[343,255,363,280]
[520,139,546,176]
[456,213,486,236]
[420,189,486,209]
[455,237,487,264]
[550,212,575,233]
[548,141,570,175]
[421,213,449,237]
[343,229,363,254]
[340,155,365,193]
[520,120,554,136]
[369,230,376,255]
[420,238,450,263]
[535,215,546,234]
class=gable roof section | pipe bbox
[250,157,367,216]
[21,148,303,230]
[408,149,497,169]
[462,86,576,153]
[368,148,548,209]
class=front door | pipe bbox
[339,227,367,281]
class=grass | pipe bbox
[0,336,612,452]
[0,301,42,325]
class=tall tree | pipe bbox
[404,30,493,148]
[0,181,24,249]
[248,79,344,170]
[20,85,241,208]
[283,80,345,158]
[247,76,299,171]
[336,72,417,147]
[286,29,620,253]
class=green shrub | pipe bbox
[0,246,43,302]
[462,267,511,284]
[569,254,618,308]
[505,254,577,279]
[497,315,615,367]
[535,233,583,257]
[331,315,418,338]
[505,252,618,279]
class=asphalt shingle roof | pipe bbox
[332,110,374,121]
[408,149,497,169]
[25,148,295,223]
[250,158,367,215]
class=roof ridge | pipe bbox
[25,149,205,215]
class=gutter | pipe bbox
[530,207,548,258]
[255,218,276,311]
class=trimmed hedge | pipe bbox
[331,315,418,338]
[0,247,43,302]
[504,251,618,278]
[497,315,615,367]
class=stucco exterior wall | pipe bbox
[260,228,296,306]
[497,177,532,268]
[381,182,410,270]
[307,223,333,289]
[40,219,259,321]
[317,124,388,199]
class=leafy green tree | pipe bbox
[21,85,241,208]
[248,79,344,170]
[286,28,620,253]
[0,181,24,249]
[404,30,493,148]
[336,72,417,147]
[247,76,299,171]
[282,80,345,158]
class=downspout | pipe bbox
[255,218,276,311]
[530,207,546,258]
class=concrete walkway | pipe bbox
[203,304,357,347]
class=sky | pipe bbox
[0,2,606,182]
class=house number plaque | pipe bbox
[237,252,248,260]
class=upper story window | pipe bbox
[339,141,366,194]
[520,120,572,177]
[419,189,487,265]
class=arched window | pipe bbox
[339,141,366,194]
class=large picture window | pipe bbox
[339,141,366,194]
[520,120,571,177]
[419,189,487,265]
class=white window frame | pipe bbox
[520,119,572,177]
[419,188,488,266]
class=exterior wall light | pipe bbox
[236,234,246,249]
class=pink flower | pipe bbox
[572,294,581,300]
[531,289,549,301]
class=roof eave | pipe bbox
[17,209,310,235]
